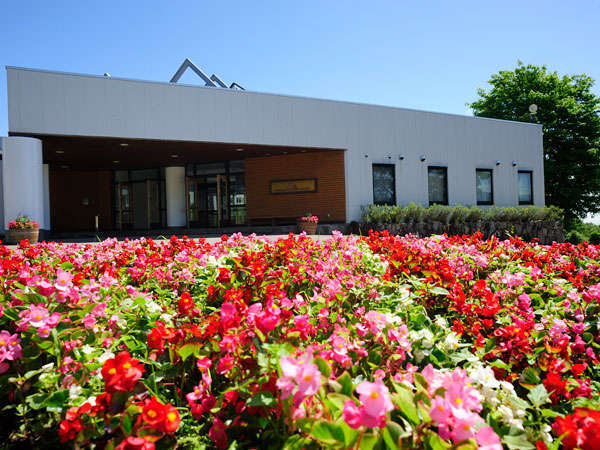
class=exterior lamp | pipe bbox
[512,160,518,167]
[364,154,369,158]
[398,154,405,160]
[529,104,538,122]
[420,155,426,162]
[387,155,392,160]
[495,160,501,166]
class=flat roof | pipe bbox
[6,65,542,129]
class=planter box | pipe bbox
[6,228,39,244]
[298,221,318,234]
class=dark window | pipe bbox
[518,171,533,205]
[428,166,448,205]
[372,164,396,205]
[476,169,493,205]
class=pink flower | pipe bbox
[0,330,22,364]
[82,314,96,329]
[208,417,228,449]
[295,363,321,397]
[430,396,451,424]
[343,400,362,429]
[220,303,236,329]
[18,304,60,338]
[475,425,502,450]
[356,380,394,419]
[216,355,234,374]
[55,269,73,291]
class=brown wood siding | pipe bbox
[50,170,112,231]
[245,151,346,222]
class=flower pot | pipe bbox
[298,221,318,234]
[6,228,39,244]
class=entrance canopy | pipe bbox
[31,134,339,170]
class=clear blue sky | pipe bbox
[1,0,599,138]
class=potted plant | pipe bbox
[298,215,319,234]
[7,216,40,244]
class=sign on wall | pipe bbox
[270,178,317,194]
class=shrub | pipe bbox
[589,232,600,245]
[567,230,585,244]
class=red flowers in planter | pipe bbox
[101,351,144,393]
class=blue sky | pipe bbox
[1,0,598,139]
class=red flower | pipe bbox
[115,436,155,450]
[217,267,231,284]
[58,417,83,443]
[209,417,228,449]
[162,403,181,433]
[142,396,166,429]
[101,351,144,393]
[141,396,181,433]
[553,408,600,450]
[178,292,195,315]
[543,371,569,404]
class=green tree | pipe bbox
[470,62,600,222]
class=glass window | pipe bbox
[372,164,396,205]
[518,171,533,205]
[428,167,448,205]
[476,169,493,205]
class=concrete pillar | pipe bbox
[43,164,51,229]
[165,166,186,227]
[1,137,46,230]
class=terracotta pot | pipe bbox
[298,221,318,234]
[6,228,39,244]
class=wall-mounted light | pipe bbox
[235,148,244,152]
[495,160,501,166]
[56,150,64,154]
[119,143,129,147]
[387,155,392,160]
[420,155,426,162]
[398,154,405,160]
[364,154,369,158]
[112,160,120,164]
[512,160,518,167]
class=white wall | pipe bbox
[1,137,46,230]
[7,67,545,222]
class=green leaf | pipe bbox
[519,367,540,389]
[246,391,276,407]
[177,343,203,362]
[527,384,550,407]
[314,357,331,378]
[310,421,346,446]
[327,393,351,413]
[359,433,380,450]
[382,421,403,450]
[337,371,354,396]
[413,373,429,392]
[59,262,74,270]
[425,431,451,449]
[283,435,311,450]
[502,433,535,450]
[430,286,449,296]
[392,388,420,425]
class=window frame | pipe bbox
[427,166,449,206]
[372,163,396,206]
[475,168,494,206]
[518,170,534,205]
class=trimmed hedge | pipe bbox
[360,204,564,243]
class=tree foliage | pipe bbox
[470,62,600,220]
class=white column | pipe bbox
[2,137,46,230]
[43,164,51,229]
[165,166,186,227]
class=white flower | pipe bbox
[98,351,115,364]
[69,384,82,399]
[469,364,500,389]
[414,349,426,362]
[443,332,461,351]
[145,300,162,314]
[434,315,448,328]
[81,345,95,355]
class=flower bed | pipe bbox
[0,232,599,449]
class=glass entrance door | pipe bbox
[187,176,228,227]
[118,183,133,230]
[147,180,161,229]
